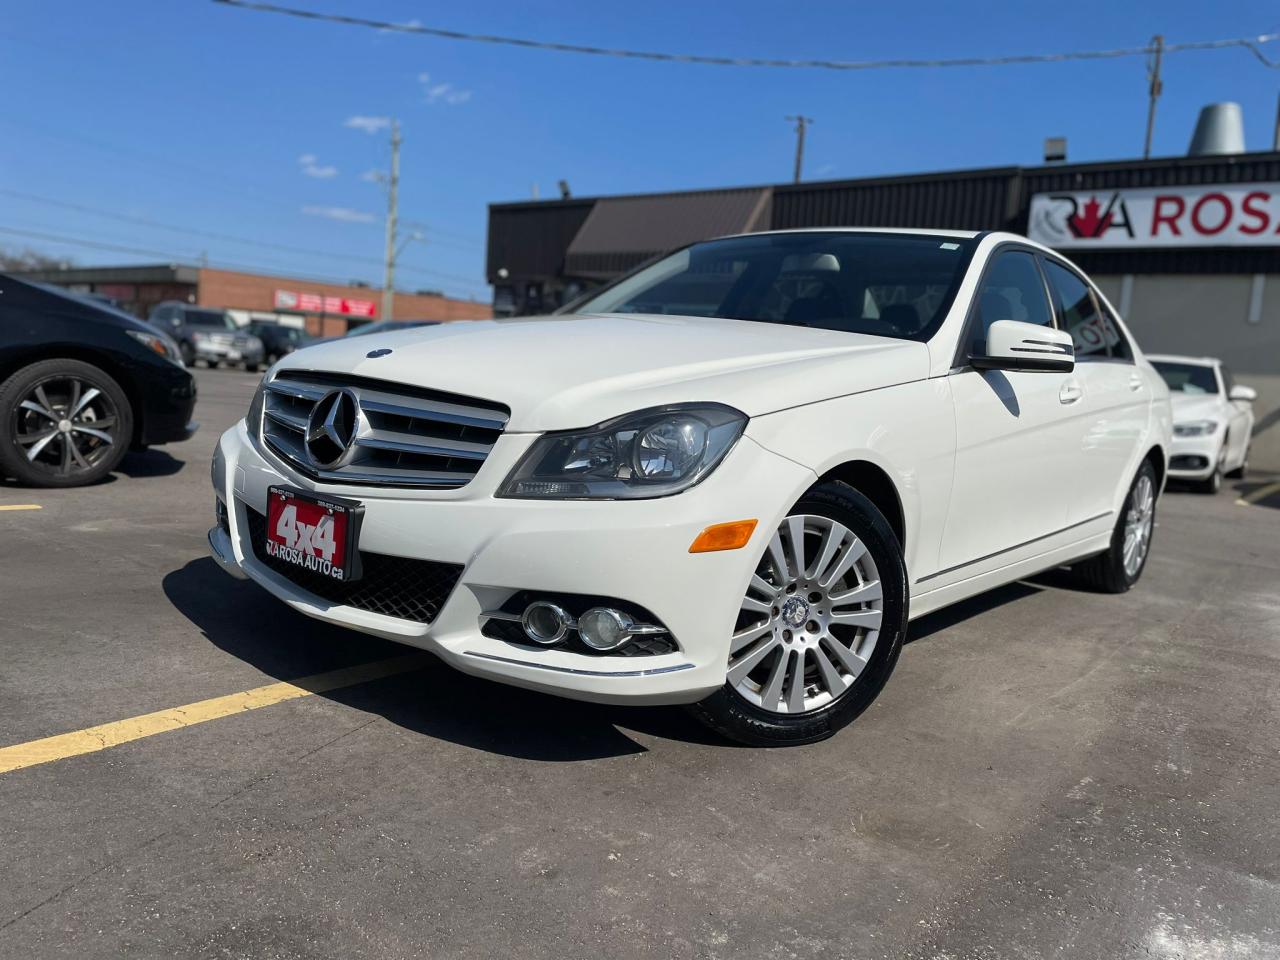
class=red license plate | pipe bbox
[265,487,364,582]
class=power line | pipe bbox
[0,117,485,251]
[213,0,1280,71]
[0,192,489,290]
[0,225,491,298]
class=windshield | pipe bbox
[185,309,236,329]
[567,232,978,340]
[1153,361,1219,395]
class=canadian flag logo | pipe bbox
[1051,193,1133,241]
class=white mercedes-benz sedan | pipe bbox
[209,229,1172,745]
[1148,354,1255,493]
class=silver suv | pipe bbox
[149,302,264,371]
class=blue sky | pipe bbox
[2,1,1279,300]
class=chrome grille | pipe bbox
[260,370,509,488]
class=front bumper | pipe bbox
[195,342,265,364]
[210,420,816,706]
[1168,432,1222,479]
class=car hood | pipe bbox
[275,313,930,431]
[1168,393,1223,422]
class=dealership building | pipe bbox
[17,264,491,335]
[487,149,1280,469]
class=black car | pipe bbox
[0,275,198,487]
[245,321,316,365]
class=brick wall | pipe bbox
[195,268,491,335]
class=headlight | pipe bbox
[1173,420,1218,437]
[498,404,747,500]
[125,329,183,366]
[192,330,210,343]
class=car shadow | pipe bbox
[118,449,186,479]
[162,558,729,760]
[905,581,1043,644]
[1231,475,1280,510]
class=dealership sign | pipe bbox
[1028,183,1280,248]
[274,289,377,317]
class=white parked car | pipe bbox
[209,229,1173,745]
[1147,354,1255,493]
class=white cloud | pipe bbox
[360,168,384,183]
[298,153,338,179]
[417,72,472,106]
[302,205,376,224]
[814,163,837,177]
[344,115,391,134]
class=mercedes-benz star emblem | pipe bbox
[366,348,393,358]
[305,388,360,470]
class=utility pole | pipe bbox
[785,115,814,183]
[1273,91,1280,150]
[381,119,401,322]
[1143,35,1164,160]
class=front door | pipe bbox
[937,249,1087,576]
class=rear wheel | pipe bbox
[1070,460,1157,593]
[0,358,133,487]
[688,481,907,746]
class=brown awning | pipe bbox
[564,187,772,278]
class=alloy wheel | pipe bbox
[11,376,121,480]
[729,514,883,715]
[1122,473,1155,577]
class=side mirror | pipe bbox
[1229,384,1257,403]
[970,319,1075,374]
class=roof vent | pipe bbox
[1188,102,1245,156]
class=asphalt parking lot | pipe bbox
[2,366,1279,959]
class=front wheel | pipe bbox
[1070,460,1157,593]
[687,481,908,746]
[0,358,133,487]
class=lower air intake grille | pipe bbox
[244,507,462,624]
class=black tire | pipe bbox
[0,358,133,488]
[1070,459,1158,593]
[179,341,195,367]
[245,363,260,373]
[687,480,908,746]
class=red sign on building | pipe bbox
[274,289,377,317]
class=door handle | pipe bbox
[1059,380,1083,404]
[1128,373,1144,391]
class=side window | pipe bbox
[1043,261,1127,361]
[969,250,1053,355]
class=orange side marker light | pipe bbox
[689,519,758,554]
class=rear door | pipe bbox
[937,248,1085,574]
[1042,259,1147,525]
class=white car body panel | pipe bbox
[210,229,1173,706]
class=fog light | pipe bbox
[577,607,636,651]
[520,602,570,645]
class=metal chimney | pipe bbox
[1188,102,1245,156]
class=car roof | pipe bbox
[1146,353,1220,367]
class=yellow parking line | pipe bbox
[1235,481,1280,507]
[0,653,428,775]
[0,504,42,512]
